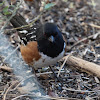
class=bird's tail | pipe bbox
[10,14,37,45]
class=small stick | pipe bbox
[89,23,100,29]
[70,32,100,50]
[63,87,100,93]
[3,81,18,100]
[57,53,72,77]
[0,66,13,73]
[49,66,62,82]
[36,71,65,76]
[12,93,70,100]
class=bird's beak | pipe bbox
[48,36,54,42]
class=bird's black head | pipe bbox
[36,23,58,41]
[36,23,65,58]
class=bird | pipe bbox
[10,14,66,71]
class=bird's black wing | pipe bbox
[10,13,37,45]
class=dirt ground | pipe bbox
[0,0,100,100]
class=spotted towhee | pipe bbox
[10,14,66,70]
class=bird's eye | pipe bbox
[48,36,54,42]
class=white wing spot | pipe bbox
[19,30,28,34]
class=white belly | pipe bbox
[33,49,65,69]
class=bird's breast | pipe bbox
[20,41,65,69]
[20,41,41,65]
[33,49,65,69]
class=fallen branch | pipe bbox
[9,11,43,31]
[63,56,100,78]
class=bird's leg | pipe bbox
[28,65,38,78]
[49,65,62,82]
[31,66,38,78]
[30,66,45,88]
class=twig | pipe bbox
[0,2,21,33]
[6,0,58,31]
[57,53,72,77]
[63,87,100,93]
[36,71,65,76]
[11,75,38,91]
[49,66,62,82]
[3,81,18,100]
[89,23,100,29]
[83,23,100,29]
[70,32,100,50]
[12,93,80,100]
[11,71,65,91]
[0,66,13,72]
[0,91,3,93]
[12,94,31,100]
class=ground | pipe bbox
[0,0,100,100]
